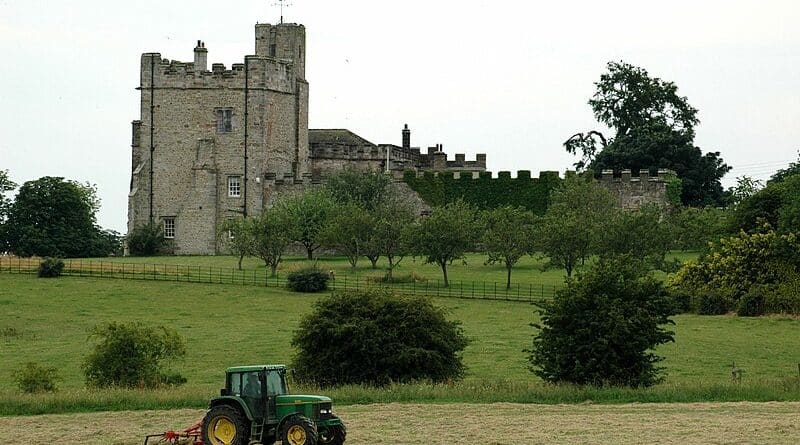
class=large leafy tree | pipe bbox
[536,175,617,277]
[565,61,730,206]
[3,176,112,257]
[769,150,800,184]
[482,206,537,289]
[324,168,391,211]
[412,200,482,287]
[0,169,17,224]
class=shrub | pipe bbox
[765,279,800,315]
[13,362,61,393]
[37,257,64,278]
[737,286,769,317]
[666,287,693,314]
[527,257,675,387]
[292,289,469,386]
[83,322,186,388]
[695,290,734,315]
[286,266,329,292]
[366,271,427,284]
[126,222,169,256]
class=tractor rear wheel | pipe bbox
[202,405,249,445]
[282,415,318,445]
[319,425,346,445]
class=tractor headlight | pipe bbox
[320,409,331,414]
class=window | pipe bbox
[228,176,241,197]
[269,44,277,57]
[216,108,233,133]
[163,217,175,239]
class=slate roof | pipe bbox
[309,129,375,146]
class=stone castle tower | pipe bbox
[128,23,310,254]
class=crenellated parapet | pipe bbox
[598,169,675,209]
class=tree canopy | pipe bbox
[565,61,730,206]
[2,176,116,257]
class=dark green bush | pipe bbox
[83,322,186,388]
[37,257,64,278]
[13,362,61,393]
[365,271,427,284]
[737,286,769,317]
[126,222,169,256]
[695,290,734,315]
[292,289,469,386]
[527,258,675,387]
[286,266,329,292]
[765,280,800,315]
[667,287,694,314]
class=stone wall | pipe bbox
[599,169,674,209]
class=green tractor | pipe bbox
[202,365,345,445]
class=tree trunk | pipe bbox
[270,263,278,277]
[441,262,449,287]
[387,256,394,280]
[370,257,378,269]
[238,253,244,271]
[506,264,512,289]
[306,246,313,260]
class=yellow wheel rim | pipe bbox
[209,416,237,445]
[287,425,307,445]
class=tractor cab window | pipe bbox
[266,370,287,396]
[242,372,262,397]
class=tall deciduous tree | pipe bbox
[0,169,17,224]
[3,176,111,257]
[276,189,335,260]
[482,206,537,289]
[413,200,481,287]
[536,175,616,277]
[564,61,730,206]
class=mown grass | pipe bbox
[2,267,799,416]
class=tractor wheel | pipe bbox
[281,415,318,445]
[202,405,250,445]
[318,425,346,445]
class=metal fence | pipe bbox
[0,256,560,303]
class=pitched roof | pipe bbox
[309,129,375,146]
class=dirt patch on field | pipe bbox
[1,402,798,445]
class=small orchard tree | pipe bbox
[527,258,675,387]
[219,218,254,270]
[83,322,186,388]
[412,200,481,287]
[596,204,672,269]
[251,209,293,276]
[482,206,537,289]
[320,203,374,271]
[369,200,416,279]
[537,175,616,276]
[276,189,335,260]
[292,289,469,386]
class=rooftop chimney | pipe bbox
[194,40,208,73]
[402,124,411,149]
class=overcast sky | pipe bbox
[2,0,799,232]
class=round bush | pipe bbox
[667,287,693,314]
[37,257,64,278]
[291,289,469,386]
[83,322,186,388]
[13,362,61,393]
[765,282,800,315]
[286,267,329,292]
[737,287,768,317]
[695,291,733,315]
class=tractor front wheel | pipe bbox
[202,405,249,445]
[319,425,346,445]
[282,415,318,445]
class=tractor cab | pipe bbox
[202,364,346,445]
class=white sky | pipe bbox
[1,0,799,232]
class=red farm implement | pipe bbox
[143,421,202,445]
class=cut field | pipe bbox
[2,402,799,445]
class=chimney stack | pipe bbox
[194,40,208,73]
[402,123,411,149]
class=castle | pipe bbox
[127,22,488,254]
[127,22,669,255]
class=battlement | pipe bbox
[401,169,562,181]
[419,148,487,171]
[599,169,675,183]
[261,171,324,186]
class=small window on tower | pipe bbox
[216,109,233,133]
[228,176,241,198]
[163,217,175,239]
[269,44,277,57]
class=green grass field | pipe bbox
[1,267,799,415]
